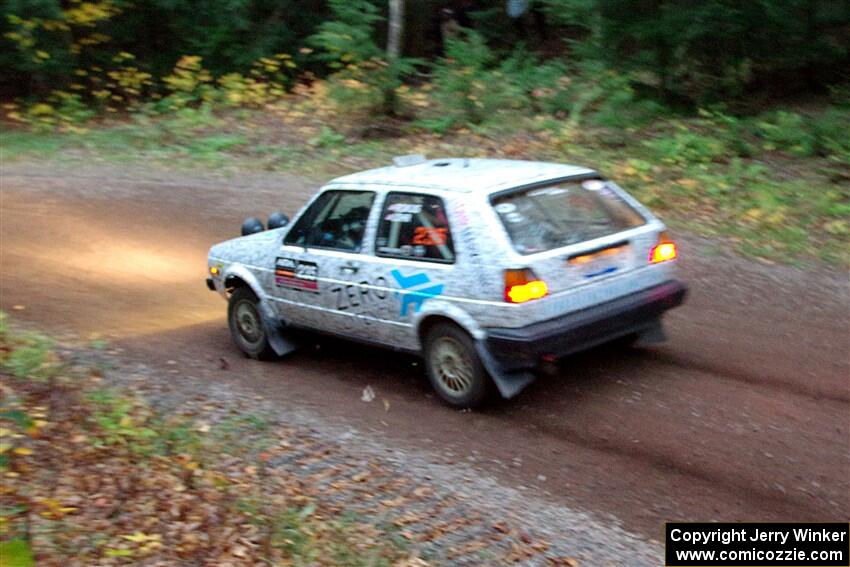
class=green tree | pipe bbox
[308,0,420,115]
[1,0,120,95]
[0,0,323,97]
[430,28,522,125]
[542,0,850,105]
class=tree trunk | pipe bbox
[383,0,405,115]
[387,0,404,60]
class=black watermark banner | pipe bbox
[666,523,850,566]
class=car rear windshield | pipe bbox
[492,178,646,254]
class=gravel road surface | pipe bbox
[2,163,848,562]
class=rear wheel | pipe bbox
[423,323,490,408]
[227,287,276,360]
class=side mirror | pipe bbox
[267,212,290,230]
[241,217,265,236]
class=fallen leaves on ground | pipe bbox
[0,327,561,566]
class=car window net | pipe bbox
[376,193,455,263]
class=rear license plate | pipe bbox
[569,243,631,279]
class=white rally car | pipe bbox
[206,157,686,407]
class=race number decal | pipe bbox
[275,257,319,292]
[412,227,448,246]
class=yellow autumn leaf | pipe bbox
[13,447,33,456]
[29,103,54,115]
[38,498,78,518]
[824,220,849,236]
[122,531,154,543]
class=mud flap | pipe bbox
[257,300,300,357]
[475,341,536,399]
[634,319,667,347]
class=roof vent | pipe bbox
[392,154,427,167]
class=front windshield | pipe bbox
[492,178,646,254]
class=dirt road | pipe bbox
[2,163,848,542]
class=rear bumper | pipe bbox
[484,280,687,371]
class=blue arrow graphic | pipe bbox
[390,269,445,316]
[390,269,430,289]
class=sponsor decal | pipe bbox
[412,226,448,246]
[383,202,422,223]
[529,187,567,197]
[494,202,517,214]
[384,212,412,222]
[274,257,319,292]
[583,265,619,279]
[390,269,444,316]
[331,276,389,311]
[581,179,606,191]
[388,202,423,214]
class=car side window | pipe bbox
[375,192,455,263]
[284,190,375,252]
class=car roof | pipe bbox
[327,158,596,194]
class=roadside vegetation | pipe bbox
[1,1,848,265]
[0,314,419,566]
[2,313,579,565]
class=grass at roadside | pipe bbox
[2,102,849,266]
[0,314,419,566]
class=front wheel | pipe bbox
[423,323,491,408]
[227,287,276,360]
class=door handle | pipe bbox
[339,262,359,274]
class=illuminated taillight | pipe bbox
[505,269,549,303]
[649,233,678,264]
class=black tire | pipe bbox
[227,287,277,360]
[423,322,491,408]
